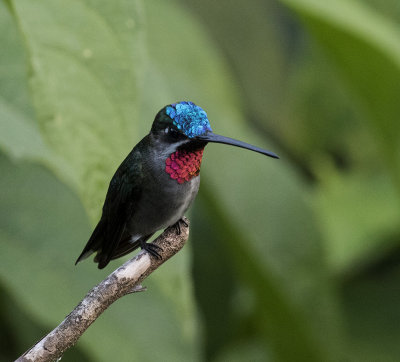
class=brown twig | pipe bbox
[16,218,190,362]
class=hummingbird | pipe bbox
[76,101,278,269]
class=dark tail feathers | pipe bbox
[75,221,104,265]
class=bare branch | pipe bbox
[16,218,190,362]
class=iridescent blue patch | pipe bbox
[166,101,212,138]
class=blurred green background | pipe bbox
[1,0,400,361]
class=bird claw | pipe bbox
[173,218,188,235]
[141,241,163,259]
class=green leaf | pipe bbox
[182,0,288,129]
[0,0,34,119]
[0,98,78,188]
[0,2,45,163]
[215,340,271,362]
[0,98,50,162]
[280,0,400,191]
[11,0,145,222]
[0,153,200,361]
[144,0,343,360]
[0,0,76,189]
[342,265,400,361]
[315,163,400,274]
[0,281,92,362]
[3,1,201,360]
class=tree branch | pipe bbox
[16,218,190,362]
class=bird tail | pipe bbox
[75,220,105,265]
[75,222,153,269]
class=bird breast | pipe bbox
[165,149,204,184]
[127,147,202,238]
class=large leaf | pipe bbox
[0,0,34,119]
[11,0,145,221]
[144,0,343,360]
[280,0,400,191]
[180,0,288,123]
[0,99,54,165]
[2,1,200,360]
[0,153,199,361]
[280,0,400,279]
[279,0,400,359]
[315,163,400,274]
[0,0,65,174]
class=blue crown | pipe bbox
[166,101,212,138]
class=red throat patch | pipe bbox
[165,149,204,184]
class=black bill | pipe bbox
[196,132,279,159]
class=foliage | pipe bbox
[1,0,399,361]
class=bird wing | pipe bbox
[108,233,153,261]
[76,146,144,269]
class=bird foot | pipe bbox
[141,240,163,259]
[172,218,189,235]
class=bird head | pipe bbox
[151,101,279,158]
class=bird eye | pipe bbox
[165,126,180,138]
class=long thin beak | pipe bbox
[195,132,279,159]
